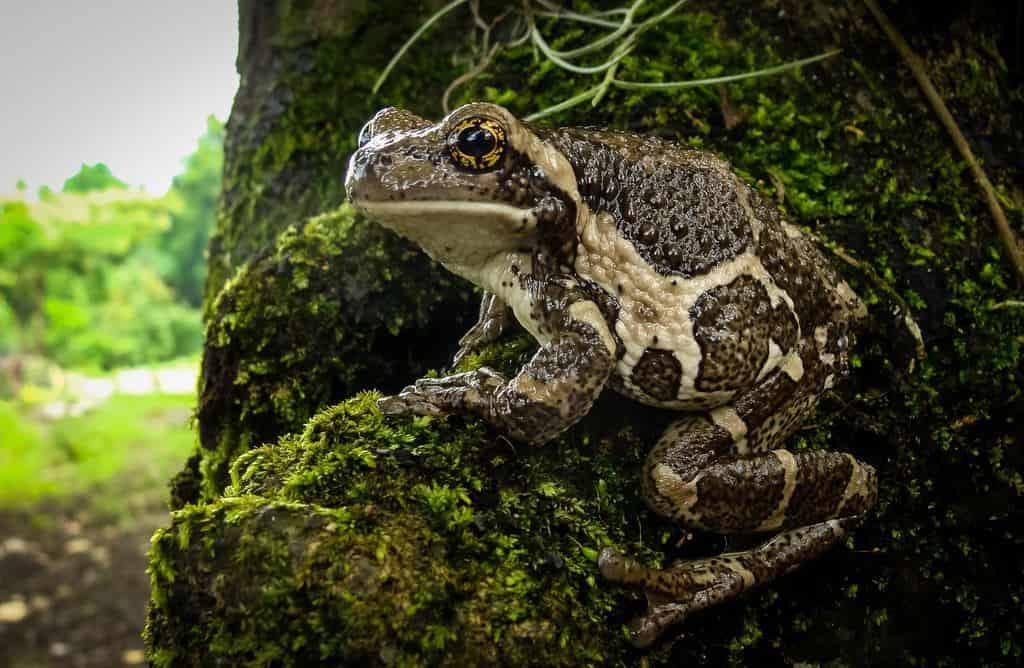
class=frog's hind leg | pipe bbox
[600,355,877,647]
[599,517,858,647]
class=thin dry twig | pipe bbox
[862,0,1024,287]
[443,4,516,113]
[443,42,502,114]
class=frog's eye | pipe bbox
[448,118,507,172]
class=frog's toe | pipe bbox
[626,602,690,648]
[600,547,745,647]
[451,344,474,368]
[376,389,444,417]
[598,547,649,586]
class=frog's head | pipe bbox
[346,103,578,278]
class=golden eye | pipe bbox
[448,118,507,172]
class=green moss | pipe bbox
[189,206,476,501]
[148,388,668,666]
[151,0,1024,664]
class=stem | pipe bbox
[533,0,623,28]
[989,300,1024,311]
[612,49,840,90]
[372,0,469,96]
[524,85,602,121]
[533,9,622,29]
[549,0,644,60]
[530,20,630,74]
[636,0,687,29]
[862,0,1024,286]
[442,43,502,114]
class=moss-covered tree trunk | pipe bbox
[148,1,1024,665]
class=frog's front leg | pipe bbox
[600,349,877,647]
[451,292,515,367]
[379,297,616,445]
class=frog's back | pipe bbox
[536,126,865,410]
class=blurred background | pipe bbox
[0,3,238,665]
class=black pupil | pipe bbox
[457,126,496,157]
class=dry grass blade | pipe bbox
[862,0,1024,286]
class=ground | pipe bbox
[0,394,195,668]
[148,0,1024,665]
[0,495,158,667]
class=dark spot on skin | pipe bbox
[691,453,787,531]
[631,348,681,402]
[690,276,772,392]
[784,451,855,527]
[754,204,861,334]
[771,301,799,353]
[497,148,577,276]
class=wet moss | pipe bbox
[148,385,671,666]
[189,206,476,501]
[152,0,1024,664]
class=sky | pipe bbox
[0,2,239,195]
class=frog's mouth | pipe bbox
[353,199,539,271]
[355,200,536,232]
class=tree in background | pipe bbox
[0,120,223,371]
[61,163,128,193]
[0,189,200,370]
[159,116,224,307]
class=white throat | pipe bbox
[358,200,537,280]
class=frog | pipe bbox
[345,102,878,648]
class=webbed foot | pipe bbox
[598,547,747,647]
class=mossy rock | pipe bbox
[190,207,475,501]
[151,0,1024,664]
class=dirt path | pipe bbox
[37,364,197,421]
[0,490,169,667]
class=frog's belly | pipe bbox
[575,210,799,410]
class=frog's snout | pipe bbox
[344,147,374,205]
[345,147,406,207]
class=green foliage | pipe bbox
[0,120,222,371]
[0,393,196,509]
[0,400,51,502]
[141,116,224,307]
[61,162,128,193]
[0,190,200,370]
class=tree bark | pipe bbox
[147,1,1024,665]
